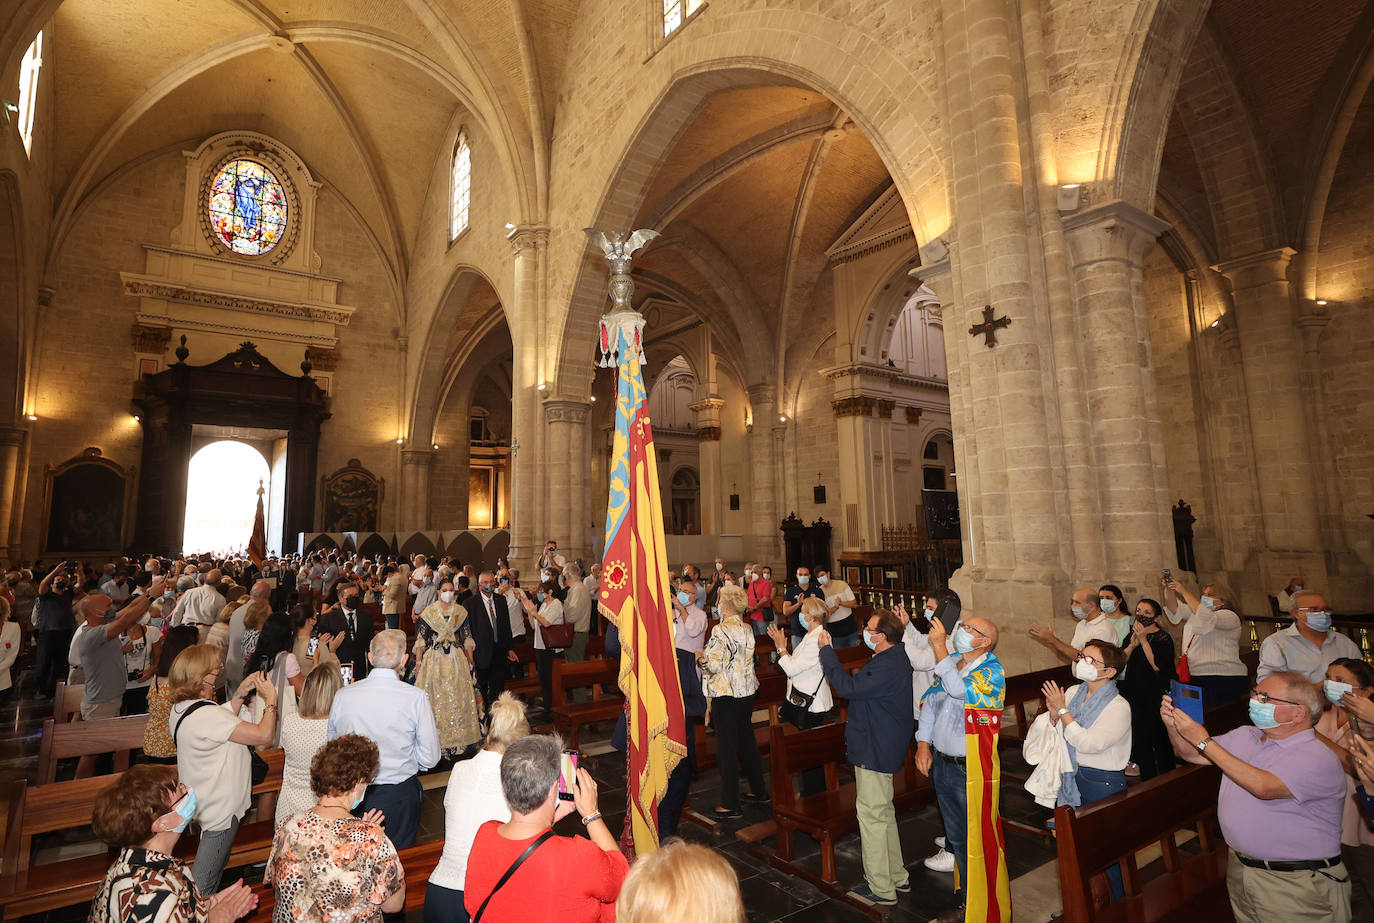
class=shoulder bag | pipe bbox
[174,699,270,786]
[541,620,575,649]
[780,675,828,730]
[472,829,555,923]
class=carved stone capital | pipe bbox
[37,285,55,308]
[1061,200,1172,270]
[1210,247,1297,293]
[876,399,896,418]
[130,324,172,353]
[904,406,923,424]
[746,383,776,410]
[831,395,876,418]
[696,426,722,442]
[544,399,591,425]
[686,396,726,414]
[0,426,27,448]
[400,448,435,468]
[508,225,550,257]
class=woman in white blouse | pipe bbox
[519,579,565,711]
[0,598,19,706]
[767,597,834,723]
[423,692,531,922]
[1162,578,1247,707]
[275,662,341,826]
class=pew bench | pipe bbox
[244,839,446,920]
[551,658,623,749]
[52,681,84,723]
[0,749,286,919]
[1055,763,1232,922]
[504,640,540,700]
[765,722,932,884]
[36,714,149,784]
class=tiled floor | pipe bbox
[0,655,1064,923]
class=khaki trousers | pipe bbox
[1228,849,1351,923]
[855,767,908,899]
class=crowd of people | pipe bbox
[0,547,1370,923]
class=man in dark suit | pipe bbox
[317,581,374,680]
[464,571,517,710]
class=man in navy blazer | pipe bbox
[818,608,915,907]
[464,571,517,711]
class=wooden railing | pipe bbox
[852,586,927,612]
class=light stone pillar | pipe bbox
[746,383,781,563]
[400,449,435,531]
[1212,250,1323,553]
[0,426,26,563]
[832,395,899,552]
[544,399,591,559]
[689,397,725,536]
[1062,202,1174,582]
[1295,312,1348,554]
[509,227,549,571]
[448,424,472,529]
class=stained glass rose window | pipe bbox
[207,159,289,256]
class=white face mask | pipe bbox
[439,591,455,603]
[1072,658,1100,683]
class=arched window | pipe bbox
[663,0,703,36]
[15,31,43,156]
[450,130,472,240]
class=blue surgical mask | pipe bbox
[1305,611,1333,632]
[798,575,810,586]
[1325,680,1354,706]
[1071,605,1088,620]
[1100,599,1118,614]
[862,629,878,651]
[952,625,976,654]
[676,591,691,607]
[351,792,364,811]
[536,591,546,604]
[818,575,829,586]
[1249,698,1280,729]
[1200,595,1217,609]
[169,789,197,832]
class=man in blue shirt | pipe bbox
[916,613,1001,918]
[328,629,440,847]
[783,566,825,642]
[818,608,914,906]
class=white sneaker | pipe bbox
[923,848,955,872]
[935,836,946,849]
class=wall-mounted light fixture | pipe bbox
[1057,184,1082,213]
[395,437,405,445]
[779,415,787,423]
[25,414,36,421]
[537,382,547,392]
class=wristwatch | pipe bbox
[1196,736,1213,754]
[1056,708,1068,718]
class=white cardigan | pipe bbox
[777,629,834,712]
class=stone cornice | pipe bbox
[686,397,726,413]
[130,324,172,353]
[819,362,949,394]
[696,426,722,442]
[122,275,355,326]
[543,399,591,424]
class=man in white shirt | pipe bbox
[328,629,440,848]
[1257,591,1361,687]
[169,570,225,642]
[1029,588,1117,663]
[562,563,592,661]
[818,567,860,645]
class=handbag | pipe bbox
[1176,634,1195,683]
[780,676,827,730]
[473,829,554,923]
[541,621,575,649]
[176,700,270,785]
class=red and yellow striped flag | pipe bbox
[247,481,267,568]
[598,311,687,856]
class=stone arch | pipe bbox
[849,244,929,369]
[552,29,951,399]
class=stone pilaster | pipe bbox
[544,398,591,559]
[508,226,549,570]
[831,386,897,551]
[0,427,27,564]
[746,383,781,562]
[400,448,436,531]
[688,396,725,535]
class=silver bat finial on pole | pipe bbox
[586,228,659,368]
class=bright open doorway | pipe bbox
[183,440,273,555]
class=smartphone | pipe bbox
[340,663,354,685]
[1162,568,1173,583]
[557,750,579,801]
[308,637,319,658]
[1170,679,1205,724]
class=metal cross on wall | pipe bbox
[968,305,1011,348]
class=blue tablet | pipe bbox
[1171,679,1206,725]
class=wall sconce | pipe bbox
[779,415,787,423]
[537,382,547,392]
[132,414,141,423]
[395,437,405,445]
[1057,184,1082,213]
[590,395,597,403]
[1316,300,1328,306]
[432,443,439,450]
[25,414,36,421]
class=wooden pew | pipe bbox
[35,715,149,784]
[1000,663,1074,746]
[764,722,932,884]
[52,681,83,723]
[504,640,540,700]
[1054,764,1232,922]
[0,750,285,919]
[243,839,446,920]
[550,658,623,749]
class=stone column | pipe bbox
[508,227,549,569]
[1294,312,1347,554]
[1062,201,1174,582]
[746,383,780,562]
[1211,249,1324,569]
[689,397,725,536]
[544,399,591,558]
[400,449,435,531]
[832,395,899,551]
[0,426,26,561]
[657,448,673,530]
[448,425,472,529]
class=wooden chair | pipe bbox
[550,658,623,748]
[52,681,84,724]
[35,715,149,784]
[1054,764,1232,922]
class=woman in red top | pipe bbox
[464,735,628,922]
[745,566,773,637]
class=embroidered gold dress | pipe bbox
[414,601,484,757]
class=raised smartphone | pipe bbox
[558,750,579,801]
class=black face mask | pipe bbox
[1137,616,1157,627]
[343,595,358,610]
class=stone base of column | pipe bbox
[948,566,1070,675]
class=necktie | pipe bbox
[347,610,355,638]
[486,596,496,631]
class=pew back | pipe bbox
[36,715,149,784]
[52,682,83,723]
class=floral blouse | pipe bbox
[266,810,403,922]
[90,847,206,922]
[699,619,759,699]
[143,677,176,758]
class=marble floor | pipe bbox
[0,652,1068,923]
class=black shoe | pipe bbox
[894,880,911,894]
[711,807,743,819]
[740,792,771,805]
[847,884,898,906]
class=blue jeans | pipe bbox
[1076,765,1127,900]
[930,754,968,901]
[384,612,399,630]
[424,882,469,923]
[752,620,769,636]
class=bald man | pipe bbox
[169,568,224,642]
[1029,588,1116,663]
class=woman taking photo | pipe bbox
[243,613,304,747]
[266,734,406,920]
[143,626,201,764]
[413,578,484,759]
[520,579,565,713]
[699,585,767,819]
[168,644,279,893]
[1162,578,1246,707]
[290,604,340,675]
[1118,598,1176,780]
[89,763,258,923]
[275,662,343,827]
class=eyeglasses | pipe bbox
[1076,650,1106,669]
[1251,688,1303,707]
[959,622,988,639]
[1298,607,1334,616]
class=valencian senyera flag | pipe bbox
[597,309,687,857]
[921,652,1011,921]
[247,482,267,568]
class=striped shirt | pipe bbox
[1165,601,1246,677]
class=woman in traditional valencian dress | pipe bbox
[413,579,485,759]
